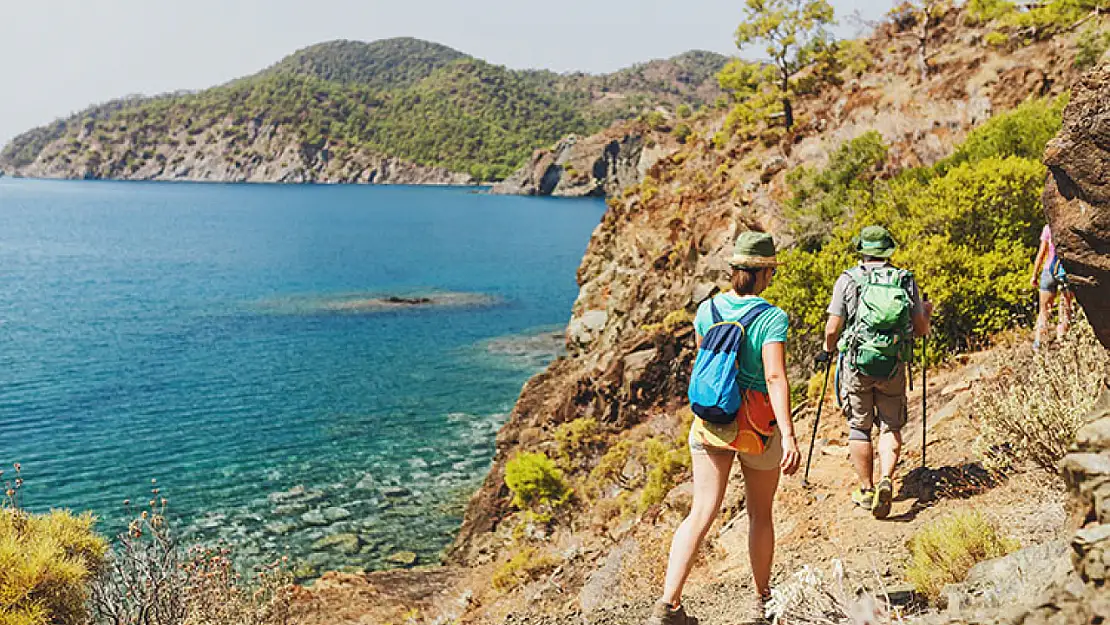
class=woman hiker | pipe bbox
[1030,224,1073,350]
[645,232,801,625]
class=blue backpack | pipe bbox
[688,299,772,424]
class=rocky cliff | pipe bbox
[1043,61,1110,347]
[10,126,473,185]
[1026,59,1110,625]
[489,128,672,197]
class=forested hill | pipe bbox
[0,38,730,183]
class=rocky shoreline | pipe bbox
[2,124,473,186]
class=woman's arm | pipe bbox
[1031,239,1048,286]
[762,341,800,475]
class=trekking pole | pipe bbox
[803,359,834,487]
[921,334,928,469]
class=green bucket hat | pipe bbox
[855,225,897,258]
[729,231,779,268]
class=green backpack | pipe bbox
[839,266,914,378]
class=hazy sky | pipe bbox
[0,0,892,146]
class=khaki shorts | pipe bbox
[688,426,783,471]
[840,362,908,437]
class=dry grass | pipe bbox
[905,511,1018,603]
[972,316,1106,475]
[90,482,293,625]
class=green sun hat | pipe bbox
[855,225,898,258]
[729,231,780,268]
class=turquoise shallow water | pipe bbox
[0,179,603,573]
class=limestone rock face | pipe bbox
[1042,61,1110,349]
[490,128,671,197]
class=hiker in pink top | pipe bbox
[1030,225,1073,350]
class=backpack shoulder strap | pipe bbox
[737,302,772,330]
[708,298,724,324]
[846,266,869,288]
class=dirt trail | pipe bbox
[503,345,1070,625]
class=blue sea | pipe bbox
[0,179,604,574]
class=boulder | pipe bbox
[1042,61,1110,349]
[567,310,609,349]
[942,541,1076,613]
[760,155,787,183]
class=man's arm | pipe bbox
[912,306,932,338]
[909,278,932,338]
[824,315,844,353]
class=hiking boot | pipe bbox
[748,590,773,625]
[873,477,893,519]
[644,600,698,625]
[851,487,875,509]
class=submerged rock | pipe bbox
[322,507,352,523]
[301,510,329,526]
[265,521,298,536]
[312,533,362,555]
[385,551,418,567]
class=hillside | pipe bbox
[0,39,729,183]
[283,3,1110,625]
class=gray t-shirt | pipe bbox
[828,261,924,322]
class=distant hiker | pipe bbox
[1030,224,1073,350]
[647,232,801,625]
[817,225,931,520]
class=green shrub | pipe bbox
[1075,21,1110,69]
[934,96,1065,175]
[966,0,1017,24]
[491,548,561,591]
[767,99,1063,362]
[588,441,634,495]
[0,508,108,625]
[504,452,572,510]
[1001,0,1104,38]
[553,418,603,469]
[673,123,693,144]
[984,31,1010,47]
[906,512,1018,602]
[676,104,693,119]
[835,39,874,77]
[786,130,888,250]
[638,438,691,512]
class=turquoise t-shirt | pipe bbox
[693,293,789,393]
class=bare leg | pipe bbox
[741,463,780,597]
[661,450,734,606]
[849,439,874,490]
[1057,289,1073,340]
[1036,289,1055,346]
[877,429,902,480]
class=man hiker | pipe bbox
[816,225,932,519]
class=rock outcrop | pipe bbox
[7,126,472,185]
[1043,61,1110,347]
[988,58,1110,625]
[490,127,672,197]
